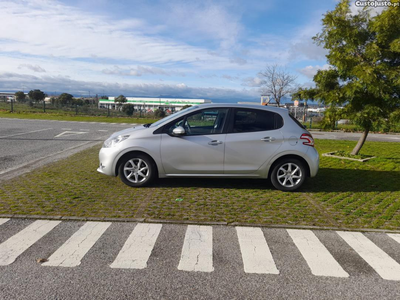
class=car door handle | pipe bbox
[208,140,223,145]
[261,137,276,142]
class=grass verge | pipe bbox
[0,111,156,124]
[0,140,399,229]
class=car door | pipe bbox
[160,108,228,174]
[224,108,284,174]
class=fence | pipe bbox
[0,101,160,119]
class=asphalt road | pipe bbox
[311,130,400,142]
[0,118,134,181]
[0,219,399,299]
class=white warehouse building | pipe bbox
[99,97,212,112]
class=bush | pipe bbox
[154,109,166,118]
[122,104,135,116]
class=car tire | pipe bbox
[118,153,156,187]
[270,158,306,191]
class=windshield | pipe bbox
[150,106,199,127]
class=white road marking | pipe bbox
[387,233,400,244]
[287,229,349,277]
[0,218,10,226]
[0,220,61,265]
[54,131,88,138]
[178,225,214,272]
[110,223,162,269]
[61,128,72,130]
[98,130,108,132]
[337,231,400,280]
[0,128,53,139]
[236,227,279,274]
[43,222,111,267]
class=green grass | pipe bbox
[0,140,399,229]
[0,111,157,124]
[0,102,160,124]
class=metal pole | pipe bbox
[11,98,13,112]
[43,100,46,113]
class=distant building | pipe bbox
[237,102,261,105]
[98,97,212,112]
[0,92,27,102]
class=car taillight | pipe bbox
[300,133,314,147]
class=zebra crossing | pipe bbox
[1,218,400,281]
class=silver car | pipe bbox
[98,103,319,191]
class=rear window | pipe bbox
[232,109,283,133]
[288,113,305,129]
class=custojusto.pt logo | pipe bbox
[355,0,399,7]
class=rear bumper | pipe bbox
[306,147,319,177]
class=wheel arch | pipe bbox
[268,154,311,179]
[115,150,159,178]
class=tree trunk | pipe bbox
[351,128,369,155]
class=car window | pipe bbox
[232,109,282,133]
[165,108,228,135]
[150,105,198,127]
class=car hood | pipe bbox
[108,125,149,138]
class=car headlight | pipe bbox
[103,135,130,148]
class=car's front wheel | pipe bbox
[118,153,156,187]
[270,158,306,191]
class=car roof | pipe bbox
[193,103,288,114]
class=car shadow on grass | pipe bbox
[152,168,399,193]
[154,178,271,190]
[302,168,400,193]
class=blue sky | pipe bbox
[0,0,366,101]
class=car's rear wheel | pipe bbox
[271,158,306,191]
[118,154,156,187]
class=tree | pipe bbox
[28,89,46,103]
[181,105,192,110]
[310,0,400,155]
[72,98,84,106]
[122,104,135,116]
[259,65,297,106]
[58,93,74,106]
[14,91,26,102]
[100,95,108,100]
[115,95,127,109]
[154,109,166,118]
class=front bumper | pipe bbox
[97,146,120,176]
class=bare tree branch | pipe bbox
[259,65,297,106]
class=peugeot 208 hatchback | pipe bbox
[98,103,319,191]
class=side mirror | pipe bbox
[172,126,186,136]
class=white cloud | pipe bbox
[230,57,247,66]
[298,64,331,79]
[242,77,263,87]
[0,0,231,66]
[18,64,46,73]
[222,74,239,81]
[244,19,328,65]
[0,71,259,101]
[165,1,243,50]
[101,65,186,77]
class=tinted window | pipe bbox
[165,108,228,135]
[232,109,283,133]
